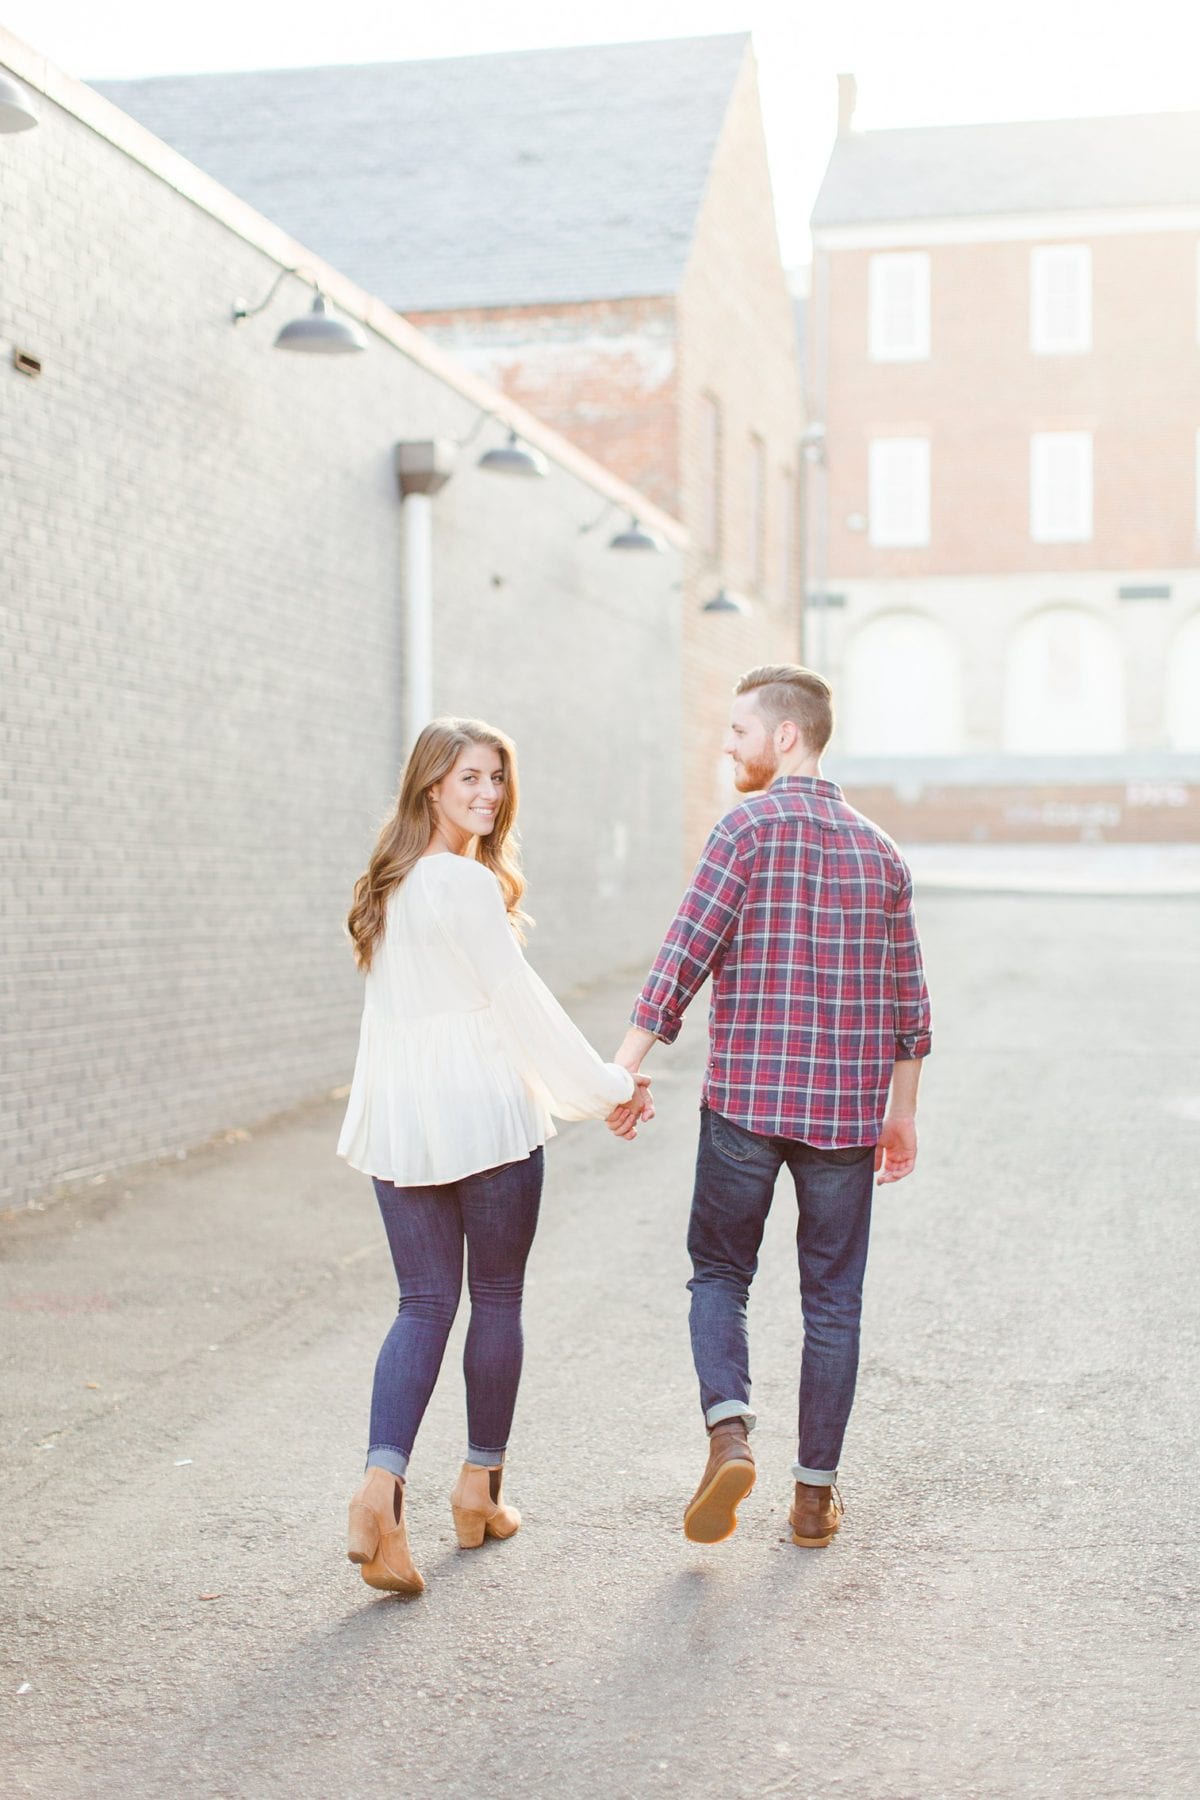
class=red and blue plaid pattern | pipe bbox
[632,777,931,1147]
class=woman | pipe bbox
[337,717,650,1595]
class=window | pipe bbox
[1030,432,1092,542]
[748,434,766,591]
[868,253,931,361]
[699,394,722,557]
[868,438,930,547]
[1031,246,1091,354]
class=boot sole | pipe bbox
[789,1513,842,1548]
[359,1560,424,1595]
[683,1458,756,1544]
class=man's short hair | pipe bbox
[735,664,834,753]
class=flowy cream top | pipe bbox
[337,852,635,1185]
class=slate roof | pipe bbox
[95,35,749,312]
[812,110,1200,228]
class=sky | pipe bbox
[5,0,1199,267]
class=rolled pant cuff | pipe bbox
[366,1446,410,1479]
[793,1461,837,1484]
[467,1444,506,1467]
[705,1400,757,1432]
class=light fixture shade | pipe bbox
[702,586,750,615]
[478,430,548,478]
[609,515,664,553]
[273,294,368,354]
[0,71,39,133]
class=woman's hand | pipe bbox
[606,1073,654,1141]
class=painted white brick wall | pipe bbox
[0,87,683,1208]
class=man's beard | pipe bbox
[733,746,778,792]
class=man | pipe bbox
[613,664,931,1548]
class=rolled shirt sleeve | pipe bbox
[437,860,635,1121]
[889,869,932,1061]
[632,824,750,1044]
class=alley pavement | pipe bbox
[2,890,1198,1799]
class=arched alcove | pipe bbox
[842,611,965,754]
[1166,613,1200,750]
[1003,606,1125,753]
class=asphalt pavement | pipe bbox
[2,889,1198,1799]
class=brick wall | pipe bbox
[0,65,683,1209]
[829,758,1200,844]
[406,296,681,516]
[676,51,805,857]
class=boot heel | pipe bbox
[451,1505,488,1549]
[347,1503,380,1564]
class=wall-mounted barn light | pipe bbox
[232,267,367,355]
[477,429,547,479]
[701,586,750,615]
[0,70,39,133]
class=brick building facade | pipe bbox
[808,91,1200,835]
[99,36,806,858]
[0,28,684,1209]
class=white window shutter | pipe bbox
[1030,432,1093,542]
[1031,246,1092,354]
[868,439,931,546]
[868,254,931,361]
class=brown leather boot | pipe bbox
[789,1480,843,1547]
[683,1418,756,1544]
[347,1467,425,1594]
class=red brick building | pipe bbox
[100,36,805,857]
[808,88,1200,802]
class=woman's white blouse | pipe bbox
[337,854,635,1185]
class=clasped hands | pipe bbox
[605,1072,654,1141]
[605,1026,660,1141]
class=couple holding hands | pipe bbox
[336,663,931,1595]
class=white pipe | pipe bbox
[403,491,434,744]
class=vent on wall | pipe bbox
[1117,584,1170,601]
[12,348,41,378]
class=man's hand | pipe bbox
[874,1114,917,1184]
[606,1073,654,1141]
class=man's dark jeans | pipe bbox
[687,1105,875,1482]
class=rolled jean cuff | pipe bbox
[366,1446,409,1479]
[467,1444,506,1467]
[706,1400,757,1432]
[793,1461,837,1484]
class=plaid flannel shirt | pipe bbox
[632,776,932,1147]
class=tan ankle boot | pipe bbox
[789,1480,843,1548]
[683,1418,756,1544]
[347,1467,424,1594]
[450,1462,521,1548]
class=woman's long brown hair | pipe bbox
[347,718,528,971]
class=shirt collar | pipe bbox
[770,774,844,800]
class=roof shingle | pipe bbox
[96,35,749,311]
